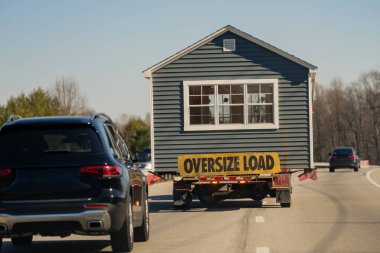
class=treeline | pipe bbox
[314,70,380,164]
[0,77,150,152]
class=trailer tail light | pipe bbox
[0,168,13,178]
[211,181,219,184]
[239,180,247,184]
[80,165,122,178]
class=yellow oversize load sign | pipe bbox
[178,152,281,177]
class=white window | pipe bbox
[184,79,279,131]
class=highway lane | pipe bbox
[2,166,380,253]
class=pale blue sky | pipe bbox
[1,0,379,119]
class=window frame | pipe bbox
[183,79,279,131]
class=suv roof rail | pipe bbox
[91,112,112,122]
[7,115,22,123]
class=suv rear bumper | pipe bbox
[0,209,111,236]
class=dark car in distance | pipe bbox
[328,147,360,172]
[0,113,149,252]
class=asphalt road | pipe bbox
[2,166,380,253]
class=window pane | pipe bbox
[190,116,201,124]
[231,106,244,123]
[261,84,273,93]
[248,105,273,123]
[219,105,243,124]
[247,84,259,93]
[231,95,244,104]
[190,107,201,115]
[264,94,273,103]
[190,106,215,125]
[231,85,243,94]
[219,85,230,94]
[189,86,201,95]
[202,85,214,95]
[189,96,201,105]
[218,94,231,104]
[219,106,230,124]
[202,95,215,105]
[247,94,259,104]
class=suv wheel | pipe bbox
[329,167,335,172]
[11,235,33,246]
[134,189,149,242]
[354,167,359,172]
[111,196,134,252]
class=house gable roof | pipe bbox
[143,25,317,79]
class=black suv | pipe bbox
[0,113,149,252]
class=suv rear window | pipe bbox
[333,148,353,155]
[0,125,104,167]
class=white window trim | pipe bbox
[184,79,279,131]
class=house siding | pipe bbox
[152,32,311,172]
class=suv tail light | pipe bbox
[350,154,356,159]
[80,165,122,178]
[0,168,13,178]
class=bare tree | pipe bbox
[51,77,87,116]
[360,70,380,163]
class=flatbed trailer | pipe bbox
[173,171,293,209]
[159,152,317,209]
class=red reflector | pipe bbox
[83,204,109,209]
[80,165,122,178]
[214,177,223,181]
[0,168,12,177]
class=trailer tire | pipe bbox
[11,235,33,246]
[198,194,219,207]
[251,183,269,201]
[173,192,192,210]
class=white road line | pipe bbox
[366,168,380,188]
[256,247,270,253]
[255,216,265,223]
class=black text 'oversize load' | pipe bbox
[178,152,281,177]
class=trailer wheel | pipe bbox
[11,235,33,246]
[251,183,269,201]
[198,194,219,207]
[173,192,192,210]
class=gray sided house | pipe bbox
[143,25,317,173]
